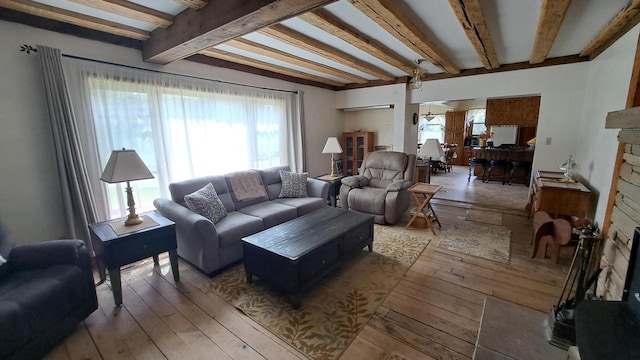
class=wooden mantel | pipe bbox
[606,106,640,144]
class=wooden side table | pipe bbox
[405,183,442,234]
[89,211,179,306]
[317,174,344,207]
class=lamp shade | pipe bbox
[100,149,154,183]
[419,139,444,158]
[322,137,343,154]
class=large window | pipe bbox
[65,59,302,220]
[418,115,445,144]
[467,108,487,135]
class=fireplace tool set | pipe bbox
[544,224,602,349]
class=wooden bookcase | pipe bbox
[342,132,374,176]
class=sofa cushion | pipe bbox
[274,197,326,216]
[347,187,387,214]
[259,165,290,200]
[184,183,227,224]
[170,175,236,212]
[215,211,264,248]
[279,170,308,198]
[238,201,298,228]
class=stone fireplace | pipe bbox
[599,107,640,300]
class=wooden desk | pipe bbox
[406,183,442,234]
[530,171,591,218]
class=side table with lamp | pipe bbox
[89,148,179,306]
[318,137,344,206]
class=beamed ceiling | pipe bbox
[2,0,640,90]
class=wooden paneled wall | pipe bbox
[486,96,541,126]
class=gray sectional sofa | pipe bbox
[153,166,329,275]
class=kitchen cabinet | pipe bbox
[445,110,466,165]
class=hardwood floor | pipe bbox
[46,166,570,360]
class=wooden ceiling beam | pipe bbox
[299,9,414,74]
[529,0,572,64]
[581,0,640,59]
[171,0,208,10]
[351,0,460,74]
[68,0,173,28]
[260,24,394,80]
[142,0,336,64]
[448,0,499,69]
[225,38,369,84]
[0,0,149,40]
[201,48,346,87]
[188,54,338,90]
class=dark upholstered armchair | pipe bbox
[0,222,98,360]
[340,151,416,225]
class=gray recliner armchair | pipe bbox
[340,151,416,225]
[0,221,98,360]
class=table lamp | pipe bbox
[418,139,445,183]
[559,154,577,182]
[100,148,154,226]
[322,137,343,177]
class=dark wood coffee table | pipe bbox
[241,207,374,308]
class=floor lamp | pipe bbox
[418,139,445,183]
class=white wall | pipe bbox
[336,83,413,152]
[343,108,394,147]
[0,20,339,245]
[576,25,640,225]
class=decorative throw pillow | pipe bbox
[184,183,227,224]
[279,170,308,198]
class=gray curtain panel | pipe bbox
[38,45,98,254]
[289,90,307,173]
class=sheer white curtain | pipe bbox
[64,58,304,220]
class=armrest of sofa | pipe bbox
[386,180,413,192]
[7,239,91,273]
[153,198,219,246]
[341,175,369,188]
[307,178,329,200]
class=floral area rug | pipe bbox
[465,209,503,225]
[435,221,511,264]
[207,225,430,360]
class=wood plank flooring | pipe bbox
[46,167,570,360]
